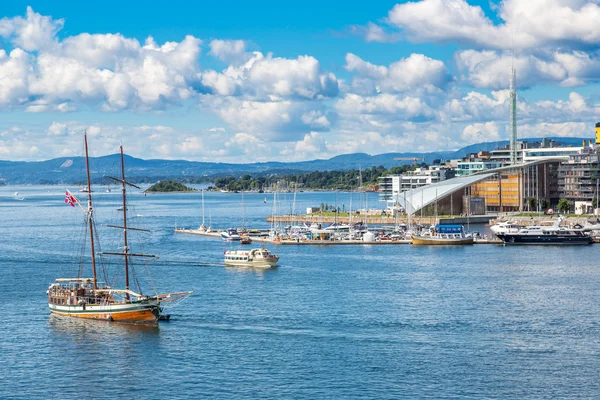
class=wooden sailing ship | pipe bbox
[47,132,192,324]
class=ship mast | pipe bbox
[100,144,154,298]
[120,144,130,300]
[84,131,98,290]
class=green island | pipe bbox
[145,180,195,193]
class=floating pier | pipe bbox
[266,214,498,226]
[174,228,503,245]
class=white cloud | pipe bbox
[294,132,327,155]
[335,93,433,119]
[208,39,250,64]
[47,122,69,136]
[0,6,63,51]
[461,122,501,142]
[203,96,331,141]
[441,90,511,122]
[0,49,32,106]
[201,52,339,100]
[455,49,600,89]
[344,53,451,94]
[516,122,589,138]
[383,0,600,50]
[0,8,202,111]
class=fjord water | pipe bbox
[2,186,600,399]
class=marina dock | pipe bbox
[174,228,503,245]
[266,214,498,226]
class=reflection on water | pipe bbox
[223,265,279,277]
[48,315,160,337]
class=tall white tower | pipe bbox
[509,67,517,165]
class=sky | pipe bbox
[1,0,600,162]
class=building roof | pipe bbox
[396,158,565,214]
[396,173,495,214]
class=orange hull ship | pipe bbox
[49,133,191,325]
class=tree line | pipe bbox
[211,164,423,192]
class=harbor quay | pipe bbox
[173,228,503,245]
[267,213,598,227]
[266,214,494,226]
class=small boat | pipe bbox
[411,224,474,245]
[264,197,267,203]
[240,236,252,244]
[224,248,279,268]
[221,228,241,241]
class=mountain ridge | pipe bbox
[0,137,589,184]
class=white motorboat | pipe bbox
[494,217,593,245]
[221,228,241,241]
[490,221,520,235]
[224,248,279,268]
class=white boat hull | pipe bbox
[224,260,278,268]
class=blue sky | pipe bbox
[0,1,599,161]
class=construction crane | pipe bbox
[393,157,425,166]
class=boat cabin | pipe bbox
[431,224,466,239]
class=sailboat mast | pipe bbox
[84,131,98,290]
[120,144,130,299]
[201,189,205,227]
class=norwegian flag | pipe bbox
[65,190,77,207]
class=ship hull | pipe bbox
[496,234,593,245]
[49,302,160,324]
[224,260,278,268]
[411,236,474,245]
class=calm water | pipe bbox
[2,186,600,399]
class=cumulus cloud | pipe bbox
[208,39,251,64]
[461,122,501,142]
[335,93,434,120]
[382,0,600,50]
[201,52,339,100]
[0,6,63,51]
[0,7,203,111]
[294,132,327,155]
[455,49,600,89]
[203,96,332,141]
[0,49,32,106]
[344,53,451,94]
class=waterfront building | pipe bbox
[395,159,565,216]
[378,166,451,204]
[523,146,582,162]
[557,148,600,213]
[456,160,505,176]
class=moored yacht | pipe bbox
[494,217,593,245]
[490,221,520,235]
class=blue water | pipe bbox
[2,186,600,399]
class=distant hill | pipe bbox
[0,137,590,184]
